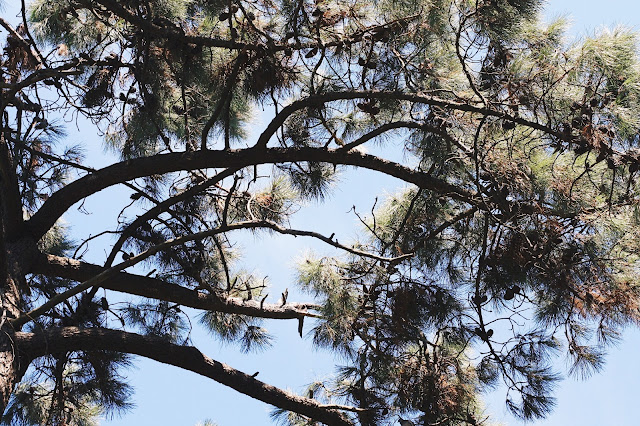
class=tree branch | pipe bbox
[25,86,569,241]
[337,121,423,152]
[25,147,478,241]
[92,0,251,51]
[32,253,320,319]
[20,216,409,326]
[14,327,356,426]
[104,168,239,268]
[253,90,560,148]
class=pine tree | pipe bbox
[1,0,640,424]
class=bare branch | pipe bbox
[337,121,423,152]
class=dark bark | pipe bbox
[15,327,355,426]
[0,338,25,415]
[33,253,320,320]
[0,135,23,242]
[0,238,38,413]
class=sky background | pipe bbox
[4,0,640,425]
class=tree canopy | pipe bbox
[2,0,640,424]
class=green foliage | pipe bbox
[120,299,191,344]
[284,163,338,201]
[200,311,274,353]
[2,382,102,426]
[3,352,133,426]
[29,1,113,50]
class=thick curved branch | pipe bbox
[15,327,355,426]
[25,87,567,240]
[26,147,478,240]
[32,253,320,320]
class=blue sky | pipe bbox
[3,1,640,425]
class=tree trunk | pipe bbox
[0,334,22,413]
[0,237,36,414]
